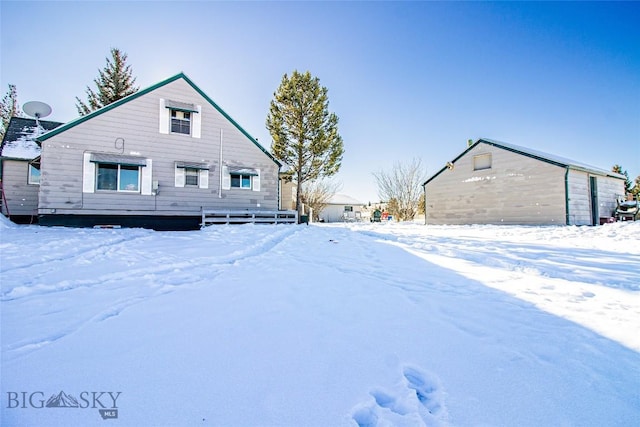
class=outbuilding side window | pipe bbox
[473,153,492,171]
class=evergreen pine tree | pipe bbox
[266,71,344,217]
[0,84,22,142]
[613,164,632,195]
[631,175,640,200]
[75,48,139,116]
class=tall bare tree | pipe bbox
[373,158,427,221]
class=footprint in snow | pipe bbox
[351,365,448,426]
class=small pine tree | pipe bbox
[0,84,22,142]
[75,48,139,116]
[613,164,632,195]
[631,175,640,200]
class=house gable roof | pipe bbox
[423,138,626,186]
[328,193,364,205]
[36,72,280,166]
[1,117,64,160]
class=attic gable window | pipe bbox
[473,153,492,171]
[171,110,191,135]
[159,99,202,138]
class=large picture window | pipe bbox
[84,153,151,195]
[96,163,140,192]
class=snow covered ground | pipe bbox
[1,216,639,426]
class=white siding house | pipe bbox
[0,117,63,223]
[319,194,364,223]
[34,73,282,229]
[423,139,626,226]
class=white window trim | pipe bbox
[28,163,40,185]
[96,163,142,193]
[227,168,260,191]
[159,99,201,138]
[175,163,209,189]
[83,153,152,194]
[171,110,192,136]
[473,153,492,171]
[185,168,199,186]
[140,159,153,195]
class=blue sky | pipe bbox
[2,1,638,203]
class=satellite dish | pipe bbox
[23,101,52,120]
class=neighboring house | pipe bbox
[423,138,626,226]
[0,117,63,223]
[278,167,296,211]
[319,193,364,223]
[34,72,282,230]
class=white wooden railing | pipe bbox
[201,209,298,226]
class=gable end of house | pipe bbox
[36,72,280,167]
[423,138,625,186]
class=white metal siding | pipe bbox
[1,160,40,217]
[424,143,566,225]
[566,170,591,225]
[38,78,279,216]
[567,169,625,225]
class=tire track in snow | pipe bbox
[2,226,301,301]
[2,226,303,361]
[1,231,155,274]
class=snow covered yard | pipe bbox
[1,216,639,426]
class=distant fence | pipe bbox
[201,209,298,226]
